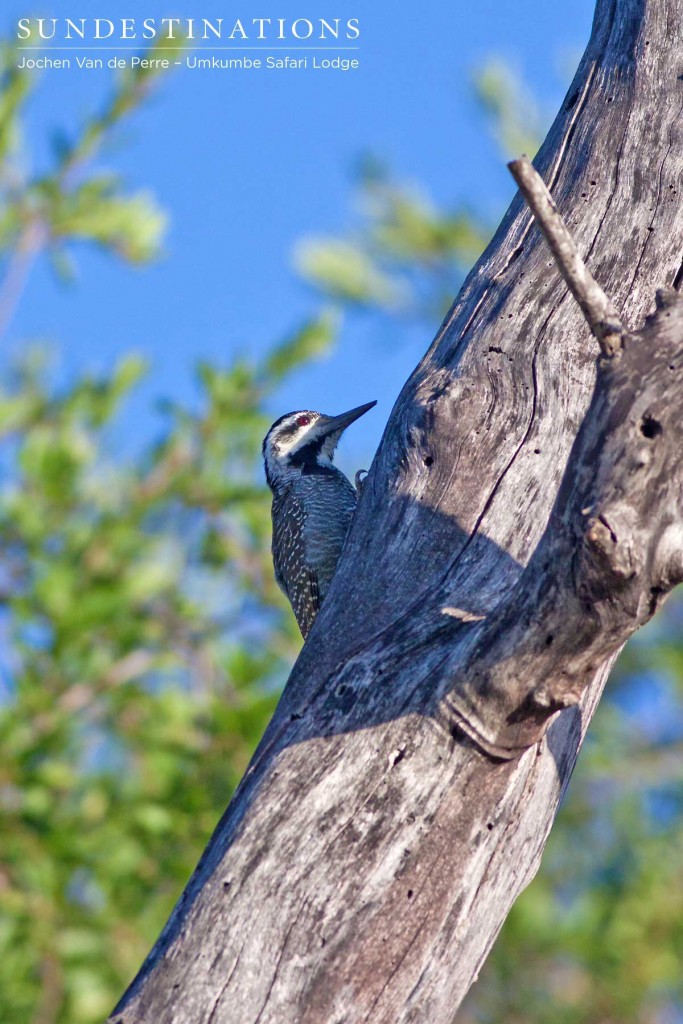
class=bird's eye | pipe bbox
[297,415,311,427]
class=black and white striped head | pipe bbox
[262,401,376,491]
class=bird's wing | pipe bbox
[271,489,321,638]
[296,570,321,639]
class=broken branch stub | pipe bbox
[508,156,626,356]
[441,169,683,760]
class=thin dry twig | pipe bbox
[508,156,625,356]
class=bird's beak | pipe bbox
[319,400,377,437]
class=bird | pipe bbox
[262,401,376,638]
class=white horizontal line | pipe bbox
[18,46,360,50]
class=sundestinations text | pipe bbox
[17,17,360,42]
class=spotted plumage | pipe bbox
[263,402,376,638]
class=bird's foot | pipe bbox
[355,469,368,494]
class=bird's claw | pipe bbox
[355,469,368,494]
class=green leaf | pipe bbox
[263,312,338,384]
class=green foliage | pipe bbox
[294,158,489,320]
[0,35,681,1024]
[0,38,166,311]
[473,58,548,159]
[0,332,330,1020]
[264,312,339,383]
[0,45,328,1023]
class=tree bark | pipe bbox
[110,1,683,1021]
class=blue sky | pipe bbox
[4,0,595,466]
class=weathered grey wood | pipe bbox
[109,1,683,1021]
[508,156,625,354]
[442,159,683,758]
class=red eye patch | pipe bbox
[297,415,311,427]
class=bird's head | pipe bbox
[262,401,376,490]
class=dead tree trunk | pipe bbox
[110,1,683,1021]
